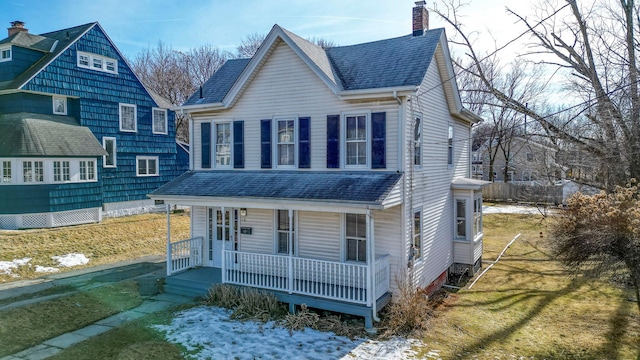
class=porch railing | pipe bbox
[167,236,203,275]
[223,250,390,305]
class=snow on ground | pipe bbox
[0,258,31,276]
[154,306,434,360]
[483,205,543,215]
[35,265,59,273]
[52,253,89,267]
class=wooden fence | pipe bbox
[482,182,563,204]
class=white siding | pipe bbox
[372,206,404,292]
[189,42,400,171]
[453,241,472,264]
[238,208,274,254]
[297,211,341,261]
[473,237,483,262]
[191,206,207,240]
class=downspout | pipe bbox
[221,207,226,282]
[368,209,380,323]
[166,203,171,276]
[186,110,194,171]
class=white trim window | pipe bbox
[276,210,295,255]
[414,115,422,166]
[448,124,454,169]
[152,108,168,134]
[455,198,467,240]
[0,46,11,62]
[53,161,71,182]
[79,160,96,181]
[77,51,118,74]
[2,160,12,183]
[276,118,295,167]
[215,122,231,167]
[52,96,67,115]
[103,137,117,168]
[119,103,137,132]
[136,156,159,176]
[473,196,483,238]
[346,213,366,262]
[413,209,422,260]
[23,160,44,183]
[345,114,368,167]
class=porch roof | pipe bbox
[150,170,403,209]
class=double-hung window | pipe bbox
[119,104,137,132]
[413,210,422,260]
[346,214,366,262]
[153,108,167,134]
[79,160,96,181]
[0,46,11,62]
[2,161,12,183]
[103,137,116,167]
[345,115,368,166]
[455,199,466,240]
[276,119,295,166]
[414,115,422,166]
[23,161,44,183]
[473,197,483,238]
[215,123,231,167]
[277,210,295,255]
[136,156,159,176]
[53,161,70,182]
[448,125,454,168]
[53,96,67,115]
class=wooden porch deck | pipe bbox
[164,267,391,328]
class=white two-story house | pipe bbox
[150,2,487,328]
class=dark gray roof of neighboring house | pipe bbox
[325,30,442,91]
[0,112,107,157]
[183,27,444,105]
[0,22,96,91]
[184,58,251,105]
[151,170,402,205]
[0,31,57,52]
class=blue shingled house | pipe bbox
[0,21,183,229]
[151,2,488,328]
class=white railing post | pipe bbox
[166,204,171,276]
[221,207,226,283]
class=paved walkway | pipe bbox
[0,256,195,360]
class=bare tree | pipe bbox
[432,0,640,190]
[235,32,338,58]
[130,42,230,141]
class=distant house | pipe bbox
[477,136,563,184]
[151,2,487,328]
[0,21,185,229]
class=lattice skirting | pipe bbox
[0,208,101,230]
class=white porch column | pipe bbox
[166,203,171,276]
[366,209,373,307]
[221,206,226,281]
[288,209,293,294]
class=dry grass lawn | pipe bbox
[0,212,190,283]
[421,214,640,359]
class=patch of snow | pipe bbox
[35,265,59,273]
[483,205,541,215]
[154,306,429,360]
[52,253,89,267]
[0,258,31,275]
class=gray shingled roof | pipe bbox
[151,170,402,205]
[183,27,443,106]
[0,113,107,157]
[0,22,96,91]
[183,58,250,106]
[0,31,57,52]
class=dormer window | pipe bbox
[77,51,117,74]
[0,46,11,62]
[52,96,67,115]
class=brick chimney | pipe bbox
[8,21,28,37]
[412,1,429,36]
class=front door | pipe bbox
[207,208,239,268]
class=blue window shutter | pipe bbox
[371,112,386,169]
[233,120,244,168]
[298,117,311,168]
[261,119,272,169]
[201,122,211,169]
[326,115,340,168]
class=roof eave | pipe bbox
[173,102,226,113]
[337,86,417,100]
[454,108,483,124]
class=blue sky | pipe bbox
[0,0,524,59]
